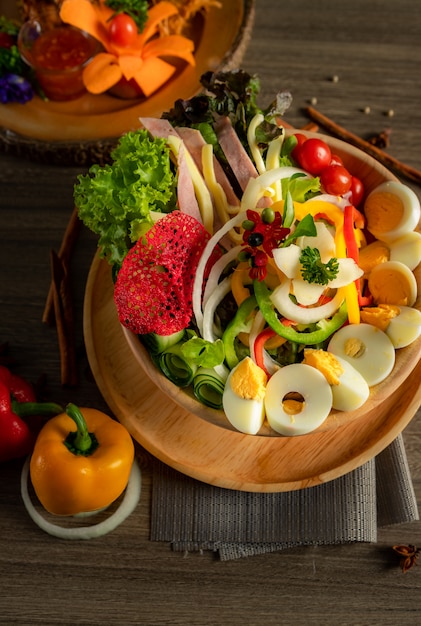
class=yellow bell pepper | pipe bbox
[30,404,135,516]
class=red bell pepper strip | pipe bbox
[343,205,372,307]
[0,366,62,462]
[253,326,277,377]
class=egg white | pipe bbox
[389,231,421,270]
[327,323,395,386]
[385,305,421,349]
[222,366,265,435]
[364,181,420,242]
[328,355,370,411]
[264,364,332,436]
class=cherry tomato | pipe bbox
[320,164,352,195]
[296,138,332,175]
[109,13,138,47]
[329,153,343,167]
[349,176,364,206]
[291,133,307,162]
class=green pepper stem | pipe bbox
[65,403,98,456]
[12,401,63,418]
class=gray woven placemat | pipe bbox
[150,434,419,560]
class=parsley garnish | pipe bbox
[299,246,339,285]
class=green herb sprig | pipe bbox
[299,246,339,285]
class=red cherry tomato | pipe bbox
[296,138,332,175]
[349,176,365,206]
[109,13,138,47]
[291,133,307,162]
[320,164,352,196]
[329,153,343,167]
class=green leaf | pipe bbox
[282,213,317,247]
[180,337,225,368]
[281,173,321,203]
[74,129,176,266]
[299,246,339,285]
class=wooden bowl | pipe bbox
[121,131,421,437]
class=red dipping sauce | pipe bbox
[19,23,99,101]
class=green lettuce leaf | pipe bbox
[74,129,177,266]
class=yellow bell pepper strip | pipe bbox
[253,280,348,345]
[60,0,195,96]
[30,404,135,516]
[231,261,252,306]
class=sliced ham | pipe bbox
[214,116,272,208]
[139,117,179,139]
[214,115,258,192]
[175,126,240,207]
[139,117,202,225]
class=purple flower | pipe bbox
[0,73,33,104]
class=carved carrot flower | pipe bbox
[59,0,196,96]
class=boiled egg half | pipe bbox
[222,357,267,435]
[364,181,420,242]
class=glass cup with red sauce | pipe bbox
[18,20,100,101]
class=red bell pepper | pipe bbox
[0,366,62,462]
[343,205,372,307]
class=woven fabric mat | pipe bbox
[150,434,419,561]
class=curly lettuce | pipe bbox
[74,129,177,266]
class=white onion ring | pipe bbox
[21,457,141,540]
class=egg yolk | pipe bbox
[368,266,413,305]
[364,191,404,235]
[358,240,390,275]
[230,357,267,401]
[303,348,344,385]
[360,304,400,331]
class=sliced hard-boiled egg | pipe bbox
[384,305,421,349]
[358,240,390,276]
[302,349,370,412]
[264,363,332,436]
[389,231,421,270]
[364,181,420,242]
[367,260,417,306]
[222,357,267,435]
[327,323,395,386]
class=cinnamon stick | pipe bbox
[43,207,82,325]
[305,106,421,186]
[50,249,78,387]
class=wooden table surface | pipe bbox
[1,1,421,624]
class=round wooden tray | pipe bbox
[83,253,421,492]
[0,0,254,165]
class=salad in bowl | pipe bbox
[76,70,421,437]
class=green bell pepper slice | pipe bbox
[253,280,348,345]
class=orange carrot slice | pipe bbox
[137,2,180,45]
[83,53,122,94]
[132,57,176,96]
[119,55,144,81]
[60,0,111,48]
[143,35,196,65]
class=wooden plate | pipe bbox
[83,254,421,492]
[0,0,255,164]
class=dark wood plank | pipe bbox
[0,1,420,623]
